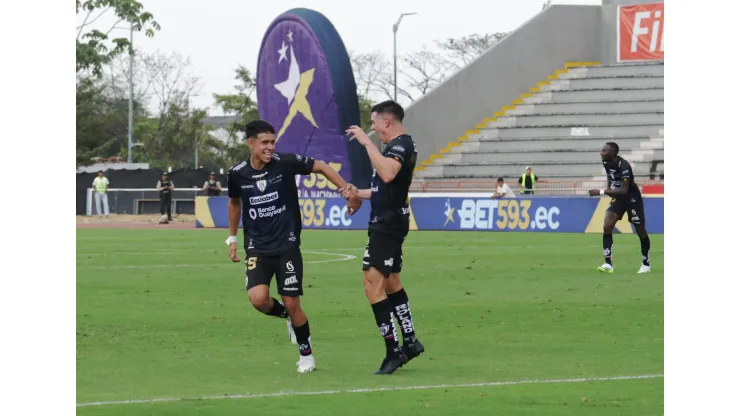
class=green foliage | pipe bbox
[358,95,374,132]
[212,66,261,164]
[76,0,160,77]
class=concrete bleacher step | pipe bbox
[480,125,663,140]
[507,101,663,116]
[541,77,663,92]
[439,148,664,165]
[559,64,663,80]
[524,89,664,104]
[437,162,654,178]
[462,137,662,152]
[487,113,663,128]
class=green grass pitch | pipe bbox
[76,229,664,415]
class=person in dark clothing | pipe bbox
[203,172,222,196]
[157,173,174,221]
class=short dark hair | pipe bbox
[245,120,275,140]
[606,142,620,154]
[98,170,103,173]
[497,177,504,182]
[371,100,405,122]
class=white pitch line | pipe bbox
[78,251,356,269]
[76,373,663,407]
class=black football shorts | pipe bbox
[607,196,646,226]
[362,231,404,277]
[244,247,304,297]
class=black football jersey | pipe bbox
[603,156,642,199]
[368,134,417,237]
[228,153,314,254]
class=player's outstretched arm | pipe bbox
[312,160,348,191]
[341,184,371,200]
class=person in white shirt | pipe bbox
[492,177,516,199]
[92,170,110,217]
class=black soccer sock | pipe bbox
[371,299,402,358]
[387,288,417,344]
[640,235,651,266]
[265,298,288,318]
[292,321,312,356]
[603,233,614,265]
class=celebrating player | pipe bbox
[342,100,425,375]
[588,142,651,274]
[226,120,349,373]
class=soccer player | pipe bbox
[588,142,651,274]
[343,100,425,375]
[225,120,349,373]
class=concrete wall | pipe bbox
[403,5,602,168]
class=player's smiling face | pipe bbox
[249,133,277,164]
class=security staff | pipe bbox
[203,172,222,196]
[519,166,538,195]
[157,172,174,221]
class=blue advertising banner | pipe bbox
[196,195,664,234]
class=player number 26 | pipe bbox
[495,200,532,230]
[303,163,342,190]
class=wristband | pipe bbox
[599,189,605,195]
[225,235,238,245]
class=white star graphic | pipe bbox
[274,46,300,105]
[277,41,288,63]
[287,30,293,42]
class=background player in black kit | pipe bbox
[343,101,424,375]
[225,120,349,373]
[588,142,652,274]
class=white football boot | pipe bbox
[296,353,316,373]
[597,263,614,274]
[637,264,651,274]
[286,317,297,345]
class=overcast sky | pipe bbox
[77,0,601,115]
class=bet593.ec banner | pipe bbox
[617,2,664,62]
[196,195,663,234]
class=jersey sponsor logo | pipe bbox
[284,275,298,285]
[256,180,268,192]
[296,154,303,161]
[391,145,405,152]
[257,204,286,218]
[241,184,254,189]
[252,172,268,179]
[249,191,279,205]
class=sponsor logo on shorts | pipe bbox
[286,261,295,272]
[384,258,394,267]
[284,276,298,286]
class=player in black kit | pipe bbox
[226,120,349,373]
[588,142,651,274]
[342,101,425,375]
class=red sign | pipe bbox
[618,3,664,62]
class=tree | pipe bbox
[398,49,452,101]
[434,32,509,70]
[212,66,261,164]
[76,0,160,78]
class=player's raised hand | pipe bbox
[345,126,371,146]
[228,242,240,262]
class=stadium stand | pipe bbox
[414,62,664,181]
